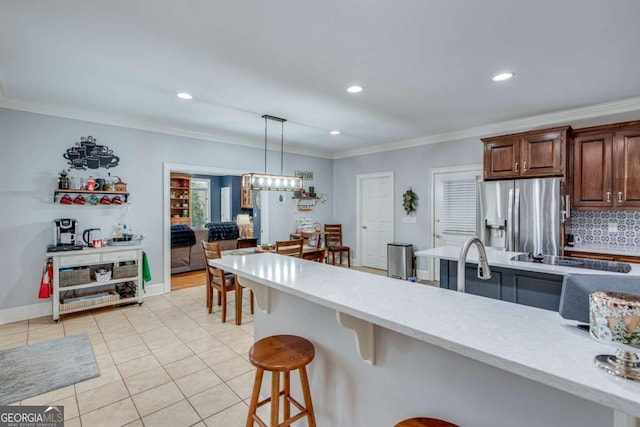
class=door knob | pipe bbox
[435,234,441,238]
[362,226,368,229]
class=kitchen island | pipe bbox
[417,246,640,314]
[211,252,640,427]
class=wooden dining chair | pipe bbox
[324,224,351,267]
[301,231,326,262]
[202,241,236,322]
[236,237,259,249]
[275,238,304,257]
[235,238,256,315]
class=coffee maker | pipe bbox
[51,219,82,251]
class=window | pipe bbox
[191,178,210,227]
[442,177,477,234]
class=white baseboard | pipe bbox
[0,301,52,325]
[416,269,430,281]
[144,282,166,297]
[0,282,167,325]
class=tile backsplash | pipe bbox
[569,210,640,246]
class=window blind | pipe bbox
[442,178,477,234]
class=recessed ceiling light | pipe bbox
[347,85,363,93]
[177,92,193,100]
[330,130,340,135]
[492,72,514,82]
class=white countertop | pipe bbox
[416,246,640,276]
[211,252,640,417]
[47,245,143,257]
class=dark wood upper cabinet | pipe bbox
[483,137,520,179]
[615,126,640,208]
[482,126,569,180]
[571,121,640,209]
[572,131,613,208]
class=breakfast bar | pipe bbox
[211,252,640,427]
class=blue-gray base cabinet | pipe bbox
[439,260,564,311]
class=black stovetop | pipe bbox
[510,253,632,273]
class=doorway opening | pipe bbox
[163,163,265,294]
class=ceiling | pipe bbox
[1,0,640,158]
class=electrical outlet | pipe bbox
[608,222,618,233]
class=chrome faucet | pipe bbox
[457,236,492,293]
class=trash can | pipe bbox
[387,243,413,280]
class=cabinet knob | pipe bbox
[606,191,611,203]
[523,161,527,172]
[514,162,519,172]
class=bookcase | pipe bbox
[170,173,192,226]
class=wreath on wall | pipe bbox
[402,188,418,215]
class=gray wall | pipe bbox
[333,137,482,263]
[0,108,332,311]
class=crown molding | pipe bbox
[332,96,640,159]
[3,93,638,162]
[0,96,333,159]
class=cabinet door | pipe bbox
[520,129,566,177]
[564,251,616,261]
[572,131,613,208]
[614,126,640,208]
[512,272,563,312]
[483,137,520,180]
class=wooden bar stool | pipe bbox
[395,418,459,427]
[246,335,316,427]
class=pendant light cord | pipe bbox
[264,116,268,174]
[281,121,284,176]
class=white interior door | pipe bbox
[359,173,394,270]
[221,187,231,222]
[431,168,482,280]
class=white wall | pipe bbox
[0,108,332,316]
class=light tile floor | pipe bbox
[0,285,256,427]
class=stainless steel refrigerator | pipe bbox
[477,177,564,255]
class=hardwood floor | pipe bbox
[171,270,206,291]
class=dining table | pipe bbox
[215,246,328,325]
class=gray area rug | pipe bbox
[0,333,99,405]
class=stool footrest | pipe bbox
[250,414,268,427]
[254,393,309,426]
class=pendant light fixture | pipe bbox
[242,115,303,192]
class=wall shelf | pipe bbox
[292,196,320,212]
[54,189,129,203]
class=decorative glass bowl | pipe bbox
[590,291,640,381]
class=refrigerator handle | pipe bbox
[513,188,521,252]
[507,189,514,251]
[565,195,571,220]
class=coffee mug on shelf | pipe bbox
[73,195,86,205]
[60,194,73,205]
[86,156,100,169]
